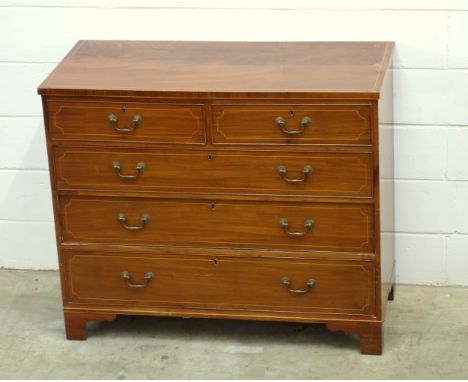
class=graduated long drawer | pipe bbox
[53,148,373,198]
[59,197,374,252]
[63,251,375,316]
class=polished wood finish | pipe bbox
[59,196,374,252]
[326,321,383,355]
[38,41,393,99]
[53,147,373,198]
[47,100,205,144]
[64,310,116,340]
[39,41,394,354]
[212,104,372,145]
[64,251,375,315]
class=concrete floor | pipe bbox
[0,270,467,379]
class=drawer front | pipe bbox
[54,148,373,197]
[60,197,374,252]
[212,104,372,145]
[64,251,375,315]
[47,100,205,144]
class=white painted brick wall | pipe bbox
[0,118,49,169]
[0,221,58,269]
[0,0,466,284]
[447,129,468,180]
[448,13,468,68]
[446,236,468,284]
[395,234,446,285]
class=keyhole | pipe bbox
[211,201,216,210]
[289,110,295,117]
[122,106,128,113]
[213,259,219,266]
[208,154,213,161]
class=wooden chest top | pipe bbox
[38,40,393,99]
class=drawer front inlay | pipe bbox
[47,100,205,144]
[60,197,374,252]
[212,104,372,145]
[54,148,373,198]
[64,251,375,315]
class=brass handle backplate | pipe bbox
[277,165,313,183]
[275,116,311,135]
[121,271,154,288]
[279,218,314,236]
[108,114,142,133]
[112,161,145,179]
[118,213,150,230]
[281,276,316,294]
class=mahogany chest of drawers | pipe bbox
[38,41,394,355]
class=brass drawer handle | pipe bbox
[108,114,142,133]
[281,276,316,294]
[112,161,145,179]
[279,218,314,236]
[117,213,150,230]
[277,165,313,183]
[275,116,311,135]
[121,271,154,288]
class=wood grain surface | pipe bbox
[39,41,394,354]
[47,99,205,144]
[212,104,372,145]
[59,196,374,252]
[53,147,373,198]
[38,41,393,98]
[64,251,375,316]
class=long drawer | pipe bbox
[47,100,205,144]
[60,197,374,252]
[63,251,375,316]
[211,104,372,145]
[53,147,373,198]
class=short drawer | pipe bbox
[63,251,375,316]
[60,197,374,253]
[47,100,205,144]
[53,147,373,198]
[211,104,372,145]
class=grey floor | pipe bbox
[0,270,467,379]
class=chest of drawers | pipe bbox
[38,41,394,355]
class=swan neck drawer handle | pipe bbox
[277,165,313,183]
[108,114,142,133]
[281,276,316,294]
[117,213,150,230]
[275,116,311,135]
[112,161,145,179]
[279,218,314,236]
[121,271,154,288]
